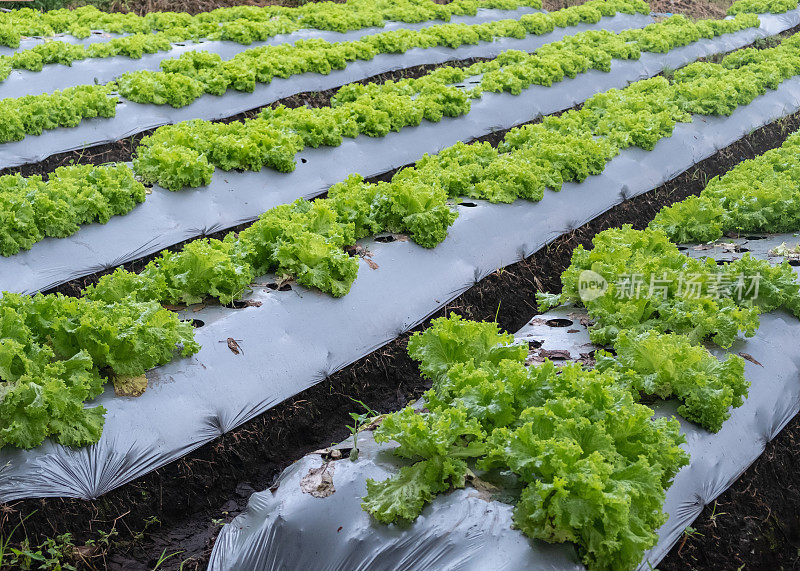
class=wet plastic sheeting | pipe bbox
[206,298,800,571]
[520,301,800,570]
[1,14,791,297]
[0,8,552,98]
[10,7,800,169]
[0,7,544,99]
[2,84,800,502]
[0,12,652,169]
[210,425,584,571]
[640,314,800,568]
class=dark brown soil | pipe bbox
[660,413,800,570]
[648,0,732,19]
[4,97,800,571]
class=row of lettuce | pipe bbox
[0,0,791,53]
[4,29,800,571]
[3,31,800,453]
[0,2,761,160]
[114,0,651,107]
[357,134,800,571]
[0,0,791,50]
[728,0,800,15]
[0,13,762,258]
[0,0,542,49]
[0,0,650,109]
[11,0,794,81]
[0,0,644,82]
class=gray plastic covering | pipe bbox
[206,288,800,571]
[4,12,795,297]
[208,394,585,571]
[2,77,800,503]
[637,233,800,567]
[0,6,543,99]
[0,11,651,170]
[0,6,547,57]
[9,6,800,169]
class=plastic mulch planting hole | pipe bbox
[184,319,205,328]
[224,300,251,309]
[545,351,570,360]
[744,235,768,240]
[374,235,396,243]
[266,282,293,291]
[459,202,478,208]
[300,158,308,164]
[545,318,573,327]
[528,339,543,349]
[716,259,735,265]
[677,246,688,251]
[790,259,800,267]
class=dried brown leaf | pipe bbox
[362,414,387,431]
[300,462,336,498]
[738,352,763,367]
[567,311,593,327]
[113,374,148,397]
[467,475,501,502]
[227,338,243,355]
[312,447,343,460]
